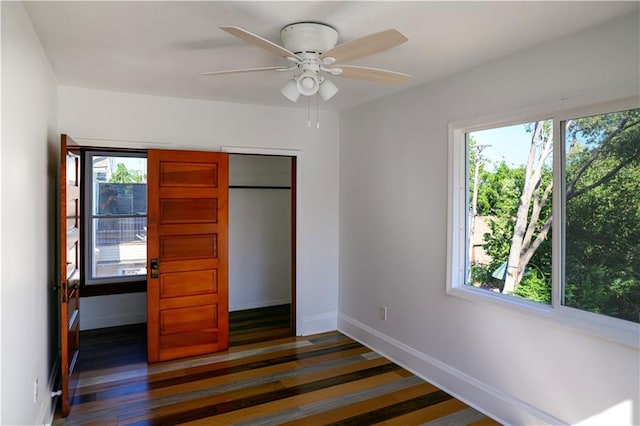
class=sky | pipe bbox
[470,122,539,169]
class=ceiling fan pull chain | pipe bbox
[316,94,320,129]
[307,96,312,128]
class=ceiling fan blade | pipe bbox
[336,65,411,84]
[201,66,289,76]
[321,29,408,64]
[221,26,302,61]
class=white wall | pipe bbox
[1,2,59,424]
[338,14,639,426]
[58,86,339,335]
[229,154,291,311]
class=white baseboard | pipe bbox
[299,310,337,336]
[80,312,146,330]
[338,313,565,426]
[229,298,291,312]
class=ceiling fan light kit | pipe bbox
[295,70,320,96]
[281,79,301,102]
[203,22,410,105]
[318,79,339,101]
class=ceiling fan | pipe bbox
[201,22,410,102]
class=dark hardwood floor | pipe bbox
[54,305,499,425]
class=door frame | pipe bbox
[222,146,301,335]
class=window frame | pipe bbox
[81,148,147,296]
[447,96,640,348]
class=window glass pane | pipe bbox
[88,154,147,282]
[67,155,78,186]
[97,183,147,215]
[92,156,147,215]
[467,120,553,304]
[563,109,640,323]
[92,217,147,279]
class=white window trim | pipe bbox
[447,94,640,348]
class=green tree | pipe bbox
[502,120,554,294]
[108,162,146,183]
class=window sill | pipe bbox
[447,285,640,349]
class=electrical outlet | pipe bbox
[33,378,38,403]
[379,306,387,321]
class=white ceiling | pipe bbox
[24,1,638,112]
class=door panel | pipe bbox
[59,134,81,416]
[160,270,218,298]
[160,234,217,260]
[160,305,217,333]
[147,150,228,363]
[160,199,218,223]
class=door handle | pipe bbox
[150,258,159,278]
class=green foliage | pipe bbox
[514,268,551,304]
[469,265,489,285]
[609,276,640,322]
[476,162,525,216]
[475,162,529,273]
[564,264,639,322]
[109,163,146,183]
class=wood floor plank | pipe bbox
[72,346,371,420]
[372,398,469,425]
[322,389,454,426]
[54,305,500,426]
[123,363,403,424]
[279,382,442,426]
[279,355,390,387]
[77,354,394,423]
[117,380,288,424]
[231,376,427,426]
[75,338,311,390]
[184,372,408,425]
[76,337,350,398]
[69,361,301,415]
[73,352,383,417]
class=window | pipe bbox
[84,151,147,286]
[448,98,640,346]
[563,110,640,322]
[466,119,554,304]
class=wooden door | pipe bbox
[59,134,81,416]
[147,150,229,363]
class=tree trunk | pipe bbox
[503,121,553,294]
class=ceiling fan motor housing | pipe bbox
[281,22,339,54]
